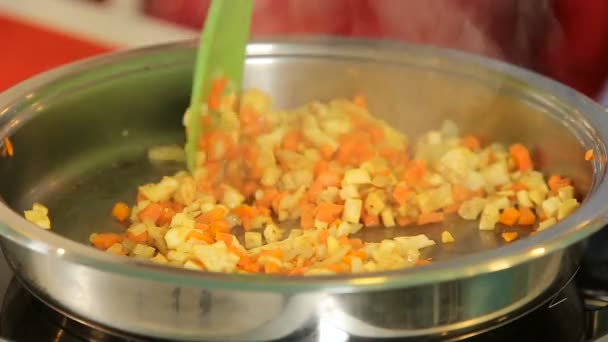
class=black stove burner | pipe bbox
[0,276,587,342]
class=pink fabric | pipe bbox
[143,0,608,97]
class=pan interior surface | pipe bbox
[0,42,595,265]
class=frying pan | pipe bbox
[0,38,607,341]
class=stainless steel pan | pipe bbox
[0,38,607,341]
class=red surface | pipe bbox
[0,14,115,92]
[145,0,608,98]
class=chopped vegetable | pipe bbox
[441,231,455,243]
[80,89,582,275]
[112,202,131,222]
[585,149,595,161]
[1,137,14,157]
[501,232,519,242]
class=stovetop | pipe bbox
[0,253,606,342]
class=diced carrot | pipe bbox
[585,149,595,161]
[392,182,410,205]
[452,185,475,203]
[299,203,316,230]
[518,207,536,226]
[1,137,14,157]
[288,266,307,275]
[208,77,228,111]
[353,94,367,109]
[548,174,572,194]
[156,203,176,226]
[461,135,481,150]
[509,143,534,172]
[209,219,231,234]
[343,250,367,264]
[349,238,364,249]
[215,232,235,246]
[367,125,385,144]
[314,160,329,178]
[264,262,281,274]
[271,192,287,214]
[242,262,262,273]
[233,205,256,218]
[415,259,432,266]
[318,229,329,243]
[282,130,301,151]
[499,207,520,226]
[261,248,284,260]
[111,202,130,222]
[197,207,227,224]
[502,232,519,243]
[403,160,427,186]
[256,188,279,208]
[339,236,351,246]
[127,230,148,243]
[315,170,341,188]
[320,144,334,160]
[326,263,346,273]
[187,229,214,244]
[397,216,414,227]
[315,202,343,223]
[92,233,123,250]
[362,212,380,227]
[200,130,235,161]
[138,202,163,223]
[443,202,461,214]
[416,212,445,225]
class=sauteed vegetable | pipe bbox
[24,85,582,275]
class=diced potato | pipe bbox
[183,259,204,270]
[542,196,562,218]
[241,89,272,114]
[132,244,156,259]
[344,168,371,185]
[487,196,510,210]
[528,189,546,206]
[222,185,245,209]
[150,253,168,264]
[415,183,453,214]
[479,205,500,230]
[167,250,189,263]
[261,166,281,186]
[380,209,396,227]
[482,162,510,187]
[327,236,340,254]
[516,190,533,208]
[165,227,193,249]
[244,232,263,249]
[458,197,487,220]
[557,198,580,220]
[339,184,360,199]
[343,198,363,223]
[139,176,179,202]
[538,217,557,231]
[106,243,124,255]
[441,231,455,243]
[264,224,283,243]
[24,202,51,229]
[364,191,386,216]
[193,242,239,272]
[558,186,575,201]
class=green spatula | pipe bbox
[185,0,254,171]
